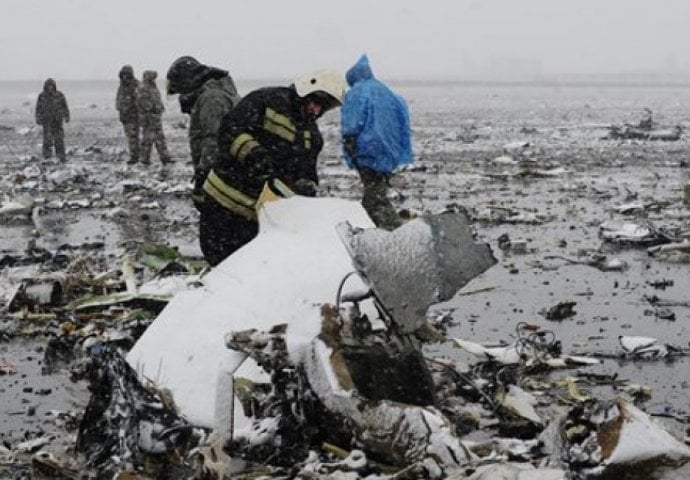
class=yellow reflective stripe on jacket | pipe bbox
[202,170,258,220]
[204,181,257,220]
[263,107,296,142]
[303,130,311,149]
[270,178,295,198]
[229,133,260,162]
[207,170,256,207]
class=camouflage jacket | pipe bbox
[116,79,139,123]
[35,91,69,124]
[189,76,241,173]
[136,83,164,122]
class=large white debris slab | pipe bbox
[126,197,374,427]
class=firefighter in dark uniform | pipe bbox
[198,69,345,266]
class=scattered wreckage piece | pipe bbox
[188,432,235,480]
[492,154,518,166]
[221,208,496,477]
[465,437,543,462]
[483,165,568,180]
[473,206,553,225]
[69,291,172,313]
[336,209,497,334]
[497,233,530,254]
[227,307,474,479]
[606,124,682,141]
[599,221,674,247]
[309,314,473,472]
[618,335,671,358]
[76,343,194,477]
[605,109,683,141]
[452,325,599,368]
[647,238,690,257]
[496,384,542,426]
[586,335,690,361]
[0,194,34,222]
[540,398,690,477]
[646,278,674,290]
[644,294,690,308]
[29,452,81,478]
[134,240,205,275]
[3,242,143,314]
[612,200,671,215]
[446,462,566,480]
[543,254,629,272]
[7,274,65,312]
[517,166,569,178]
[541,301,576,321]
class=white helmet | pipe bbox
[294,69,346,106]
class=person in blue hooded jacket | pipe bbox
[341,54,412,230]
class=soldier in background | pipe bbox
[136,70,172,165]
[35,78,70,161]
[166,56,240,206]
[116,65,140,164]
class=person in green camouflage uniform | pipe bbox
[136,70,172,165]
[35,78,70,161]
[166,56,241,205]
[116,65,140,164]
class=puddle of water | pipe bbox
[0,338,89,443]
[1,201,200,257]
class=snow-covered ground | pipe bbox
[1,80,690,478]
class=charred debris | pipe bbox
[605,108,682,142]
[1,203,689,480]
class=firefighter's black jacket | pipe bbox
[202,86,323,220]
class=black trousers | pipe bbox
[199,201,259,266]
[42,120,65,159]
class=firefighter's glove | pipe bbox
[292,178,317,197]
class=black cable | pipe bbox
[335,271,360,311]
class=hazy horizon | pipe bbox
[3,74,690,86]
[2,0,690,83]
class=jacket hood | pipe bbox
[119,65,135,80]
[43,78,56,91]
[178,76,238,114]
[346,54,374,87]
[143,70,157,84]
[166,56,228,95]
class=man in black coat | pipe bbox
[35,78,70,161]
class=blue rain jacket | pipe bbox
[341,55,412,174]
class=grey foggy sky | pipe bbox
[2,0,690,82]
